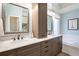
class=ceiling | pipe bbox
[48,3,79,14]
[58,3,74,9]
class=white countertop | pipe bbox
[0,35,61,53]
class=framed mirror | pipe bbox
[2,3,29,34]
[47,15,53,35]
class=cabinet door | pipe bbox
[32,3,47,38]
[16,46,40,56]
[51,38,59,55]
[51,36,62,56]
[58,36,62,53]
[38,3,47,38]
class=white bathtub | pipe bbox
[62,35,79,56]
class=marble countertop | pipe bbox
[0,35,61,53]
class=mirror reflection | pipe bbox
[47,15,53,35]
[3,3,29,33]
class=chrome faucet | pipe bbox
[12,34,23,41]
[17,34,23,40]
[17,34,20,40]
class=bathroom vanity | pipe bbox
[0,3,62,56]
[0,35,62,56]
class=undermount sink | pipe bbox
[1,38,29,44]
[0,39,14,44]
[0,38,38,45]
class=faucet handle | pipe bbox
[14,38,16,41]
[17,34,20,40]
[11,37,16,41]
[21,37,23,40]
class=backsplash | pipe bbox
[0,33,32,41]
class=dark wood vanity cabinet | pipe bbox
[40,40,51,56]
[0,36,62,56]
[16,43,40,56]
[38,3,47,38]
[0,43,40,56]
[58,36,62,53]
[51,36,62,55]
[40,36,62,56]
[32,3,47,38]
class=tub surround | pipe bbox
[62,34,79,56]
[0,35,62,56]
[63,43,79,56]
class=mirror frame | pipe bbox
[2,3,29,34]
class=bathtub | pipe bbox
[62,35,79,56]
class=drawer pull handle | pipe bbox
[45,50,48,53]
[45,46,48,48]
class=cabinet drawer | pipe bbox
[16,46,40,56]
[42,40,49,43]
[40,40,51,51]
[0,49,17,56]
[41,48,51,56]
[16,42,40,53]
[0,42,40,56]
[40,40,50,46]
[41,44,51,51]
[40,40,51,56]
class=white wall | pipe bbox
[48,10,60,35]
[53,13,60,35]
[48,3,60,14]
[48,4,61,35]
